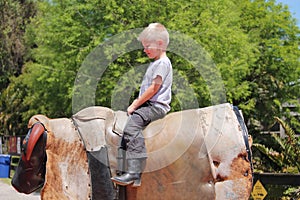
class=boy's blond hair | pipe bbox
[138,23,169,49]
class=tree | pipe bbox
[1,0,299,139]
[253,117,300,173]
[0,0,36,92]
[0,0,36,135]
[238,0,300,132]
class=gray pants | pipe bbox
[121,102,166,160]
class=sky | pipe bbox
[276,0,300,27]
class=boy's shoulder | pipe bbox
[154,56,171,66]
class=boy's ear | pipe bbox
[157,39,167,50]
[157,39,164,46]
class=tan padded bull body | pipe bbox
[29,103,252,200]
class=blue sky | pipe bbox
[276,0,300,27]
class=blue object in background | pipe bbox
[0,154,11,178]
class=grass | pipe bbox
[0,177,11,185]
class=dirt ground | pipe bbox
[0,179,40,200]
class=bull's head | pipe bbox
[11,122,47,194]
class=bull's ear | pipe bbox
[28,114,50,130]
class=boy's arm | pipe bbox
[127,75,162,115]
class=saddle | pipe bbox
[71,106,128,151]
[72,106,130,200]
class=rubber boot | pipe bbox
[116,147,126,175]
[111,159,145,187]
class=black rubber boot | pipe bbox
[116,147,126,175]
[111,159,145,187]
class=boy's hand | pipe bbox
[127,76,162,115]
[127,99,138,115]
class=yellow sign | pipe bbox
[251,180,267,200]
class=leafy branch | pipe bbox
[253,117,300,173]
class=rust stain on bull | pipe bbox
[229,152,252,198]
[229,152,251,179]
[213,152,252,190]
[216,174,228,182]
[41,131,88,200]
[41,131,65,200]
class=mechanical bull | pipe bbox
[12,103,253,200]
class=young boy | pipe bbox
[111,23,173,186]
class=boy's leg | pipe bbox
[111,113,146,186]
[124,104,165,159]
[123,113,148,159]
[111,103,165,186]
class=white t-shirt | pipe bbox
[139,57,173,113]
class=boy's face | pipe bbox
[142,40,164,60]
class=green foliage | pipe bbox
[0,75,29,135]
[0,0,36,91]
[253,117,300,173]
[283,187,300,199]
[239,0,300,130]
[0,0,36,135]
[252,117,300,198]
